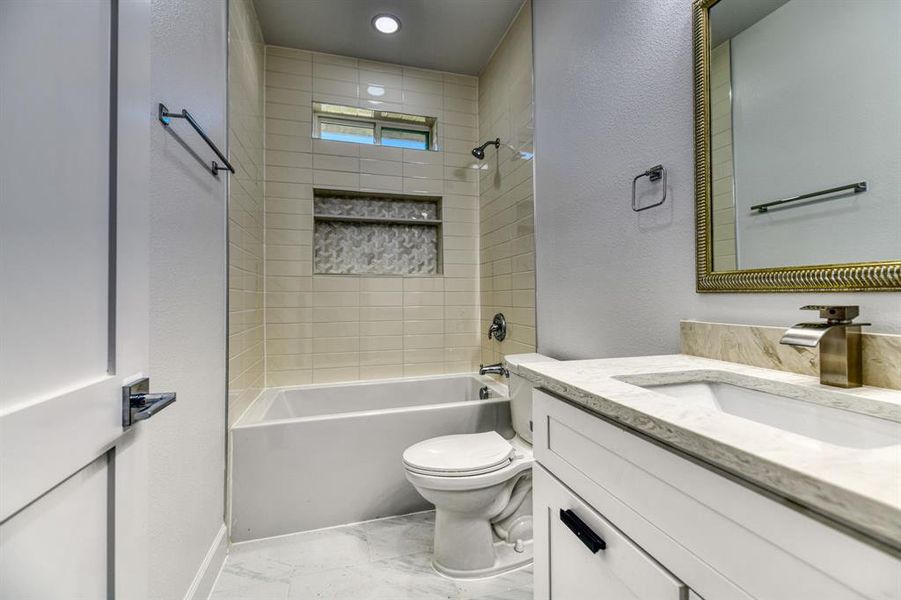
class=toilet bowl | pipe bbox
[402,353,556,578]
[404,432,534,578]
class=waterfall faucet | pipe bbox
[780,305,870,388]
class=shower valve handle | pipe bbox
[487,313,507,341]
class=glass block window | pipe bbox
[313,189,442,275]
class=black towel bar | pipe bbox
[158,103,235,176]
[750,181,867,213]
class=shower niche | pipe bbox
[313,188,443,276]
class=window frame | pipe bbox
[317,117,377,146]
[379,126,431,151]
[313,105,436,151]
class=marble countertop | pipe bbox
[508,354,901,550]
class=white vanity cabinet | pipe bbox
[534,464,686,599]
[532,389,901,600]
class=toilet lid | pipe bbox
[403,432,514,476]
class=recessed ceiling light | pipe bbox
[367,85,386,97]
[372,14,400,34]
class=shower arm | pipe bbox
[479,138,500,152]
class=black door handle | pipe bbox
[560,508,606,553]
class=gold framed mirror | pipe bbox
[693,0,901,292]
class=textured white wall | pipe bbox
[532,0,901,362]
[149,0,227,597]
[730,0,901,269]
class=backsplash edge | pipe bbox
[680,320,900,391]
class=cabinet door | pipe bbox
[534,464,687,600]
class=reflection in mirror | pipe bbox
[707,0,901,272]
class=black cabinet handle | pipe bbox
[560,508,606,553]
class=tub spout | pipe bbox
[479,363,509,378]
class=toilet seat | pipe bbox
[403,431,514,477]
[404,435,533,492]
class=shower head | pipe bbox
[472,138,500,160]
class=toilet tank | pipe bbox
[504,353,557,444]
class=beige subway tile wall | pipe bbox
[227,0,265,425]
[711,41,737,272]
[479,1,537,365]
[263,46,483,386]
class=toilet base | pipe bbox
[432,538,533,579]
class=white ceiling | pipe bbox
[710,0,790,46]
[252,0,526,75]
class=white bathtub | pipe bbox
[229,374,511,542]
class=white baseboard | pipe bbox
[183,523,228,600]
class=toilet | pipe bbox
[402,353,557,578]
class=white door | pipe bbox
[0,1,153,598]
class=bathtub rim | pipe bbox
[235,372,509,429]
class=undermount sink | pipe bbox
[639,380,901,450]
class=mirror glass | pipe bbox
[707,0,901,272]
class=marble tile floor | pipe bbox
[209,511,533,600]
